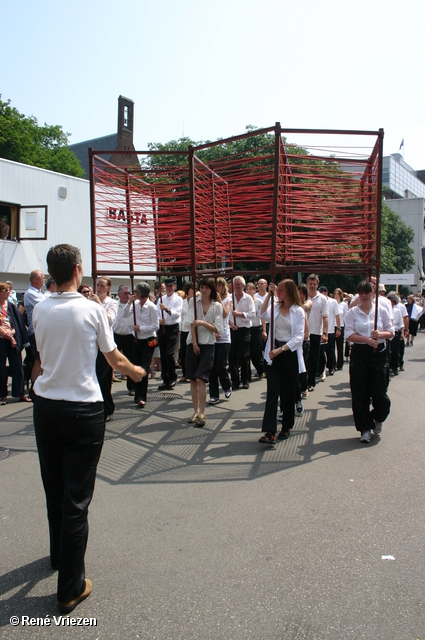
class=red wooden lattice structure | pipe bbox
[89,124,384,286]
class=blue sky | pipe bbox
[3,0,425,168]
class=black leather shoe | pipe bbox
[158,383,170,391]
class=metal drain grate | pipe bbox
[146,393,183,401]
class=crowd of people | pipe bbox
[1,271,424,440]
[2,245,425,614]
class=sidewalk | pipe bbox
[1,337,425,639]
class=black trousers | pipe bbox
[209,342,231,398]
[96,350,114,418]
[307,334,321,388]
[399,336,405,368]
[0,338,24,398]
[158,324,179,386]
[296,339,310,401]
[262,348,298,434]
[325,332,336,374]
[335,327,345,369]
[134,338,155,403]
[33,396,105,603]
[229,327,251,387]
[349,344,390,433]
[114,333,135,391]
[179,331,189,377]
[390,331,401,371]
[248,326,264,379]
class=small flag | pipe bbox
[399,138,404,150]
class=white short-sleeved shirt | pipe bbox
[229,292,256,328]
[187,298,223,345]
[123,298,159,340]
[217,295,232,344]
[393,307,404,331]
[345,303,394,344]
[251,297,263,328]
[308,292,328,335]
[156,292,183,326]
[327,297,340,331]
[33,292,116,402]
[395,302,408,320]
[338,301,348,327]
[114,301,134,336]
[102,296,119,328]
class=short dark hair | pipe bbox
[297,283,308,299]
[46,244,81,286]
[184,282,194,296]
[307,273,319,284]
[357,280,373,294]
[135,282,151,298]
[46,277,55,290]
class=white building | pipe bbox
[383,153,425,292]
[0,157,92,294]
[0,158,142,296]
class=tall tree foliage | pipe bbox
[380,201,415,274]
[0,98,84,178]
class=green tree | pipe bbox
[0,98,84,178]
[380,201,415,273]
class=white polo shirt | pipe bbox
[33,292,116,403]
[308,292,328,335]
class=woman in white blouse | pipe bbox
[344,280,394,443]
[259,279,305,444]
[208,277,232,403]
[186,279,223,428]
[124,282,159,408]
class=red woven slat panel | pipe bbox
[90,128,381,278]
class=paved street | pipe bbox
[1,336,425,640]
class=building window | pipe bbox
[0,202,18,240]
[0,201,48,242]
[123,105,129,128]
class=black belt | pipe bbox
[352,343,386,354]
[275,340,288,348]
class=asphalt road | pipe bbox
[1,335,424,640]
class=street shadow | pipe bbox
[0,557,56,626]
[298,433,381,459]
[93,384,362,485]
[0,383,363,486]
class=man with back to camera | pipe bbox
[32,244,145,614]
